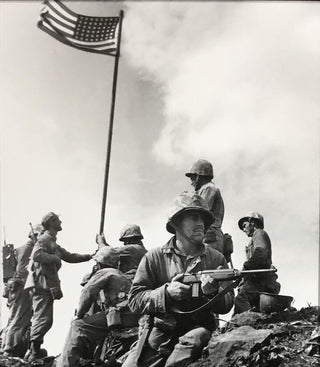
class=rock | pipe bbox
[190,326,273,367]
[230,311,265,327]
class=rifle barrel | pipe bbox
[241,269,277,274]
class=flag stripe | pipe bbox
[47,0,77,21]
[45,13,74,35]
[44,4,76,28]
[65,34,117,47]
[40,17,73,40]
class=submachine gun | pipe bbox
[171,268,277,315]
[183,268,277,297]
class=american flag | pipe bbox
[38,0,120,56]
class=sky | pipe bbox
[0,1,319,356]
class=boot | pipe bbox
[27,340,42,362]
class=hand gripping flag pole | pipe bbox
[38,1,124,234]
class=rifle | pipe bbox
[182,268,277,297]
[28,222,37,244]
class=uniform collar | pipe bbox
[162,236,206,258]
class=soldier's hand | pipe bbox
[167,273,191,301]
[200,274,219,295]
[96,233,108,246]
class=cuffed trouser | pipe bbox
[3,286,32,357]
[30,291,54,344]
[56,309,138,367]
[122,326,212,367]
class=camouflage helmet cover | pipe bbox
[119,224,144,241]
[41,212,59,229]
[93,247,120,268]
[166,191,214,234]
[185,159,214,179]
[238,212,264,230]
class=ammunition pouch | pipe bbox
[106,305,139,329]
[107,307,122,328]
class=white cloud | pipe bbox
[124,2,319,309]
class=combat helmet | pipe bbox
[41,212,59,229]
[185,159,214,179]
[119,224,144,242]
[93,247,120,268]
[238,212,264,230]
[166,191,214,234]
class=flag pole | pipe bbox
[99,10,124,235]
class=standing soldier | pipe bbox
[2,224,43,358]
[24,212,93,362]
[234,212,280,315]
[122,192,234,367]
[185,159,225,254]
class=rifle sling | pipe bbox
[170,278,241,315]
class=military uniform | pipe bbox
[118,242,148,273]
[185,160,225,253]
[2,240,34,357]
[123,237,234,367]
[25,230,92,346]
[234,228,280,314]
[56,268,138,367]
[197,181,225,253]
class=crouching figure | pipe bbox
[56,247,139,367]
[123,192,234,367]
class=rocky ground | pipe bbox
[190,306,320,367]
[0,306,319,367]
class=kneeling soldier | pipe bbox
[123,192,234,367]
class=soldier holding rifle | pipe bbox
[123,192,234,367]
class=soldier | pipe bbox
[122,192,234,367]
[185,159,225,254]
[24,212,93,361]
[56,246,139,367]
[96,224,147,275]
[2,224,43,358]
[234,212,280,315]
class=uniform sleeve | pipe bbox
[243,231,270,269]
[199,185,217,209]
[128,253,167,315]
[57,245,92,263]
[32,240,60,264]
[77,274,104,318]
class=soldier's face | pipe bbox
[51,216,62,231]
[179,211,205,244]
[189,174,201,190]
[242,221,254,237]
